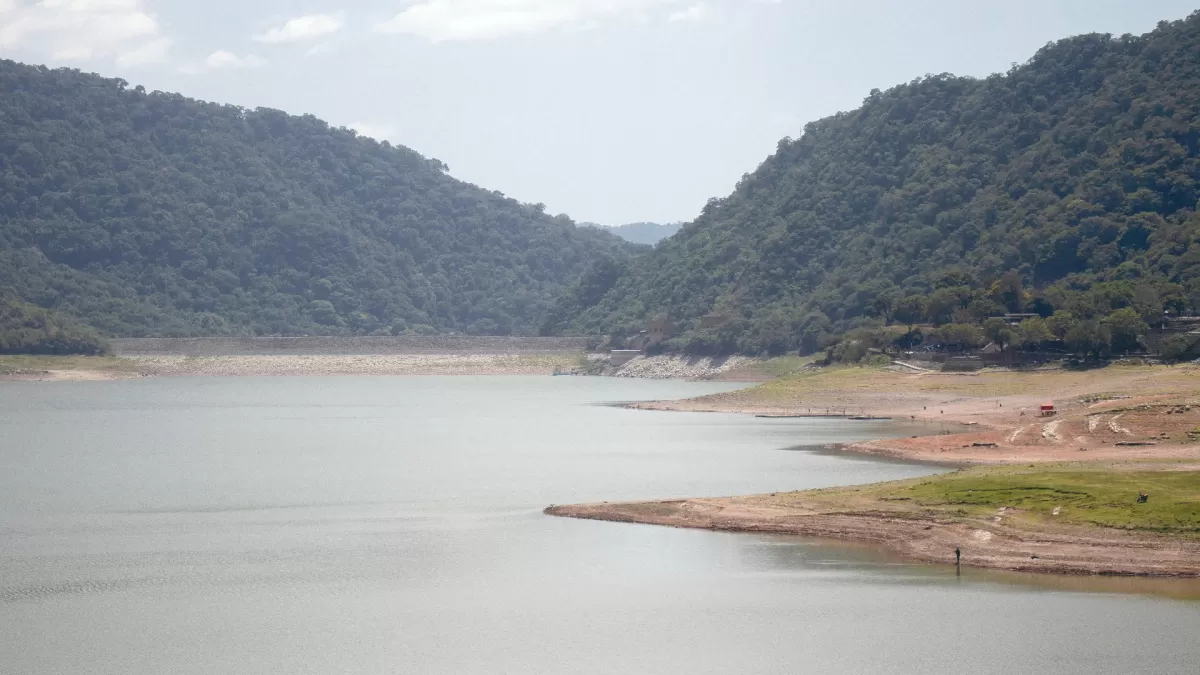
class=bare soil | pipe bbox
[548,363,1200,576]
[628,364,1200,464]
[546,491,1200,577]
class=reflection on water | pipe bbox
[1,376,1198,675]
[741,533,1200,601]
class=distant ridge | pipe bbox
[550,12,1200,355]
[0,59,639,338]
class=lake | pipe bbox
[2,376,1198,674]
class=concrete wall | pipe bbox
[110,336,590,356]
[608,350,641,367]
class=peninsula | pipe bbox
[548,362,1200,577]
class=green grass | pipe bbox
[896,464,1200,535]
[748,355,817,378]
[0,354,140,375]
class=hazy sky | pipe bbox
[0,1,1195,225]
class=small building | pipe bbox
[1002,313,1039,325]
[646,317,673,347]
[609,349,641,367]
[624,331,649,351]
[647,317,673,334]
[1040,402,1056,417]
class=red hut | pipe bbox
[1040,402,1056,417]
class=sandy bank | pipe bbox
[626,364,1200,464]
[546,363,1200,577]
[546,490,1200,577]
[0,356,145,382]
[0,369,142,382]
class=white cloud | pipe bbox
[373,0,683,42]
[667,2,712,22]
[304,40,338,57]
[179,49,266,74]
[347,121,397,141]
[254,13,343,44]
[204,49,266,69]
[115,35,170,66]
[0,0,169,66]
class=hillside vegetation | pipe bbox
[0,292,107,355]
[0,60,637,337]
[549,13,1200,357]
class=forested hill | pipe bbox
[549,13,1200,355]
[0,61,638,337]
[0,292,107,355]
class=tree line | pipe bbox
[0,59,639,345]
[546,13,1200,361]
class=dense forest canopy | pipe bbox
[548,13,1200,357]
[0,291,107,355]
[0,60,638,338]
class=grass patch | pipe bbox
[700,365,890,406]
[736,355,817,379]
[0,355,141,375]
[695,362,1200,408]
[895,464,1200,535]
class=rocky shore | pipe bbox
[100,337,766,379]
[607,354,755,379]
[128,353,581,377]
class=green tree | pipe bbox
[894,296,927,335]
[936,323,984,351]
[982,318,1016,352]
[1017,317,1054,350]
[1103,308,1150,354]
[1065,321,1112,358]
[1160,334,1200,361]
[1046,311,1079,341]
[924,288,965,326]
[991,270,1025,314]
[869,291,898,325]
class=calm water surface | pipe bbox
[2,376,1198,674]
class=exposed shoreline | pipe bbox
[622,364,1200,464]
[544,487,1200,577]
[1,349,769,380]
[0,354,586,380]
[549,363,1200,577]
[123,353,584,377]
